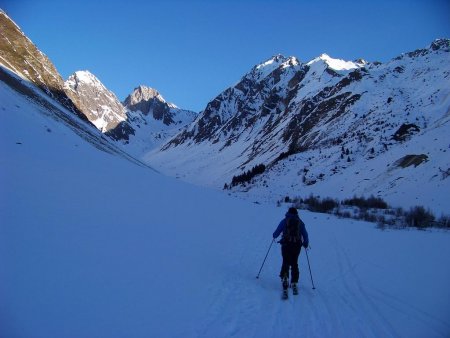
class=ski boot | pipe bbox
[291,283,298,295]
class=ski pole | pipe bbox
[256,238,275,279]
[305,247,316,289]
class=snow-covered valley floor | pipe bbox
[1,81,450,337]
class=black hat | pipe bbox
[288,207,298,215]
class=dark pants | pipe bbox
[280,243,301,283]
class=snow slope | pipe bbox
[1,77,450,337]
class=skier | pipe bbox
[273,207,309,298]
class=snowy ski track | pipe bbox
[196,213,450,338]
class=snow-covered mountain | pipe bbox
[124,85,195,126]
[64,71,197,146]
[147,40,450,213]
[64,71,196,149]
[64,68,197,144]
[122,85,197,154]
[64,70,135,141]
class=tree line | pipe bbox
[224,163,266,189]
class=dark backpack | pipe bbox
[283,217,301,243]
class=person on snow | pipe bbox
[273,207,309,294]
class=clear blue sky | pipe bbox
[2,0,449,112]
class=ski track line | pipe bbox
[302,287,338,337]
[199,268,249,336]
[198,225,268,337]
[371,288,450,337]
[297,247,344,338]
[332,235,380,337]
[330,232,399,338]
[271,291,300,338]
[199,270,255,337]
[197,282,229,336]
[315,288,349,337]
[337,240,400,338]
[321,242,368,337]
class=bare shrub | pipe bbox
[404,206,435,228]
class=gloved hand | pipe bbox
[303,242,309,248]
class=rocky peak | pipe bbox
[123,86,179,125]
[307,54,362,71]
[395,38,450,61]
[246,54,294,83]
[67,70,102,88]
[123,85,168,107]
[0,11,87,121]
[429,38,450,51]
[354,58,368,66]
[64,70,132,139]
